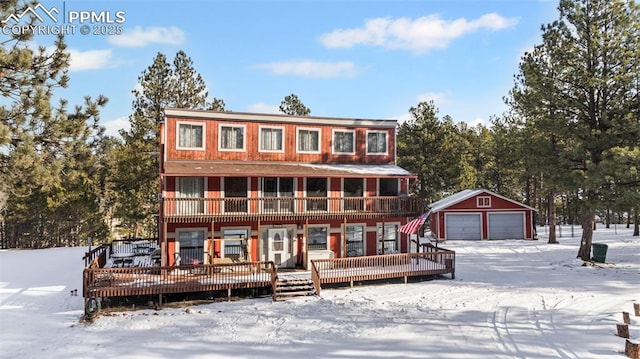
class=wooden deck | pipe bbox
[83,243,455,309]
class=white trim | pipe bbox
[365,130,388,155]
[165,107,397,128]
[218,123,246,152]
[296,127,322,154]
[306,224,330,251]
[331,129,356,155]
[344,223,366,257]
[376,222,401,254]
[176,121,206,151]
[258,125,285,153]
[477,196,491,208]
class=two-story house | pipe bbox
[158,108,426,269]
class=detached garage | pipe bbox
[429,189,537,240]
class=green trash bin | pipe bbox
[592,243,608,263]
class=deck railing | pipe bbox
[83,261,277,299]
[310,246,455,295]
[162,196,426,221]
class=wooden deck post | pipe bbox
[634,303,640,317]
[626,339,639,359]
[623,312,631,324]
[617,324,630,338]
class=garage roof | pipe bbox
[429,189,537,212]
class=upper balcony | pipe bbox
[162,196,427,223]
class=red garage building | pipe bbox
[428,189,537,240]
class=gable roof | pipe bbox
[428,189,537,212]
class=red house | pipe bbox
[428,189,537,240]
[158,108,425,269]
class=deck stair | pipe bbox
[273,277,315,301]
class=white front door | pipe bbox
[267,228,292,268]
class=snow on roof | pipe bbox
[429,189,537,212]
[302,163,413,176]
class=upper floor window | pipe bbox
[297,128,321,153]
[177,122,204,150]
[366,130,388,155]
[219,124,245,151]
[259,126,284,152]
[379,178,398,196]
[332,129,355,155]
[477,196,491,208]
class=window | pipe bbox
[177,229,205,265]
[219,125,245,151]
[477,196,491,208]
[343,178,363,211]
[297,128,320,153]
[224,177,248,212]
[177,123,204,149]
[262,177,294,212]
[222,228,249,261]
[346,225,365,257]
[367,130,387,154]
[379,178,398,196]
[177,177,205,214]
[259,126,284,152]
[377,223,399,254]
[306,177,327,211]
[332,130,355,154]
[308,227,328,251]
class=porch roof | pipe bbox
[162,160,415,178]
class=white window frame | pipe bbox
[477,196,491,208]
[218,124,246,152]
[307,224,329,251]
[220,227,251,260]
[176,121,205,150]
[377,222,400,254]
[332,129,356,155]
[366,130,388,155]
[344,223,366,257]
[296,127,321,154]
[176,227,207,265]
[258,125,285,153]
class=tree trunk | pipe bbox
[605,209,610,229]
[578,205,594,260]
[633,206,639,237]
[548,190,558,244]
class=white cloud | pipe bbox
[245,102,280,114]
[102,116,130,138]
[107,26,185,47]
[468,117,487,127]
[68,49,115,71]
[319,13,519,53]
[253,60,357,78]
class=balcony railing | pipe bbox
[162,196,426,221]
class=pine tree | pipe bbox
[279,94,310,116]
[113,51,223,237]
[1,1,109,247]
[509,0,640,258]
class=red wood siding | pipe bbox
[165,117,395,164]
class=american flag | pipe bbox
[399,211,430,234]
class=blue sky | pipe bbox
[16,0,559,136]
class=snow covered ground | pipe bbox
[1,225,638,358]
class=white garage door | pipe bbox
[488,213,524,240]
[445,214,481,240]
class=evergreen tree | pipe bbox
[1,1,109,247]
[509,0,640,258]
[113,51,222,237]
[279,94,310,116]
